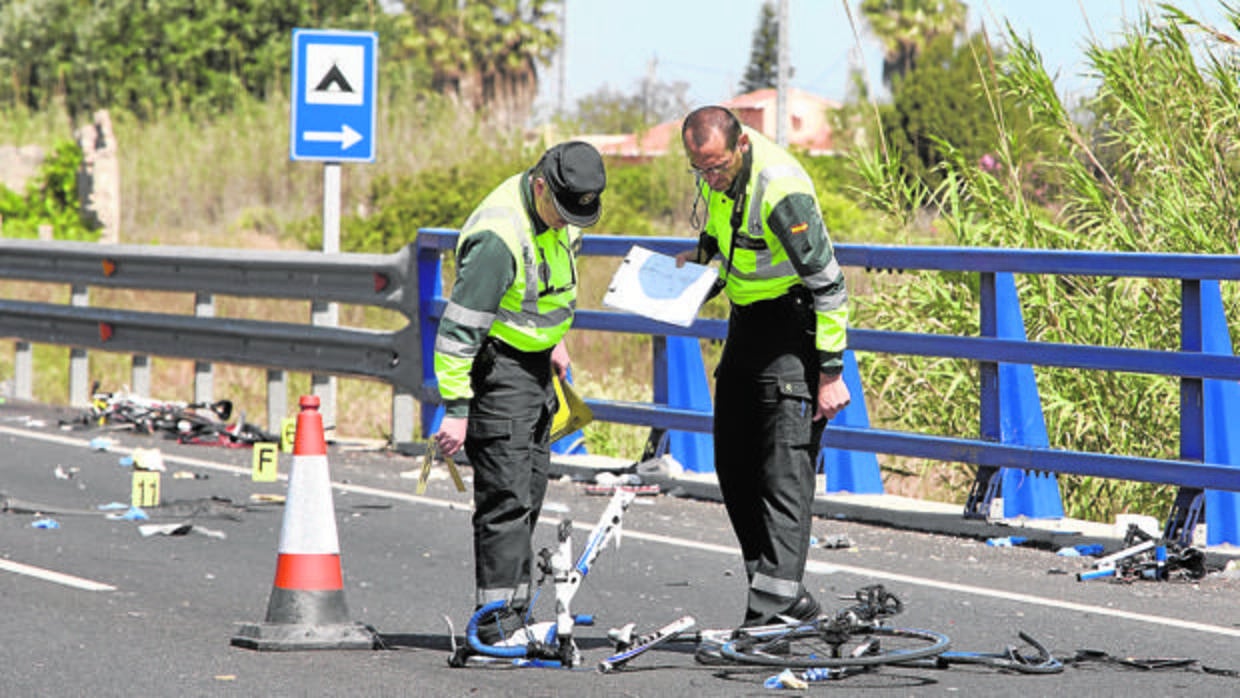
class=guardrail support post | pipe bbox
[267,369,288,435]
[131,355,150,397]
[69,285,90,406]
[14,341,32,399]
[311,299,338,430]
[193,292,214,404]
[391,387,415,447]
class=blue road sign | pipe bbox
[290,29,377,163]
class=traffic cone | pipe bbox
[231,395,376,650]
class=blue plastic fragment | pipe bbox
[106,506,149,521]
[118,455,134,467]
[97,501,129,511]
[31,518,60,529]
[985,536,1028,547]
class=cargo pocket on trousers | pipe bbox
[760,378,814,447]
[468,415,513,444]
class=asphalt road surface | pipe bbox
[2,400,1238,697]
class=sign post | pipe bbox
[290,28,377,429]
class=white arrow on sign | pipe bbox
[303,124,363,150]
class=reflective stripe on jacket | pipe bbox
[434,173,580,409]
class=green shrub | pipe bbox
[0,139,99,240]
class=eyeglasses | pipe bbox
[687,149,735,178]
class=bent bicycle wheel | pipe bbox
[720,625,950,669]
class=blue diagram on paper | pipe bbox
[603,245,718,328]
[637,254,689,299]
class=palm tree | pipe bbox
[400,0,560,128]
[860,0,967,90]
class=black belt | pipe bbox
[733,285,812,316]
[485,337,552,362]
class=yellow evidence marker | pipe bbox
[280,417,296,453]
[132,470,160,508]
[416,440,466,495]
[252,442,279,482]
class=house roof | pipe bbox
[580,87,839,159]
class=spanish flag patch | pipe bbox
[790,222,809,234]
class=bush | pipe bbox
[0,139,99,240]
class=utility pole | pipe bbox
[643,55,658,125]
[776,0,789,147]
[558,1,567,116]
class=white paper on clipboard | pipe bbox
[602,245,719,327]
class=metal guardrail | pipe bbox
[4,233,1240,544]
[0,238,426,437]
[416,230,1240,544]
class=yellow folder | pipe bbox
[550,375,593,443]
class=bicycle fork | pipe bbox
[546,489,636,667]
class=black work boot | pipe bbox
[777,592,822,623]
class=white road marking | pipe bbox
[4,425,1237,637]
[0,559,116,591]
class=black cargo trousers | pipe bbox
[464,338,557,610]
[713,285,823,625]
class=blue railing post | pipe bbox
[964,272,1003,518]
[1165,279,1207,544]
[417,244,444,439]
[964,273,1064,518]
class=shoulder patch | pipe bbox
[790,222,809,234]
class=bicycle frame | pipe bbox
[454,488,637,668]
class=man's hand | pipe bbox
[674,248,697,268]
[814,372,851,422]
[434,415,468,457]
[551,341,571,381]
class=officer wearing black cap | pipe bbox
[433,141,606,643]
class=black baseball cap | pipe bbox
[541,141,606,228]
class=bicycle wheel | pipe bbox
[922,631,1062,674]
[720,624,950,669]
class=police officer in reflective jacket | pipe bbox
[433,141,606,640]
[677,105,850,628]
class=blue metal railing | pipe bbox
[415,229,1240,542]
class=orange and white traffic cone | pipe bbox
[231,395,376,650]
